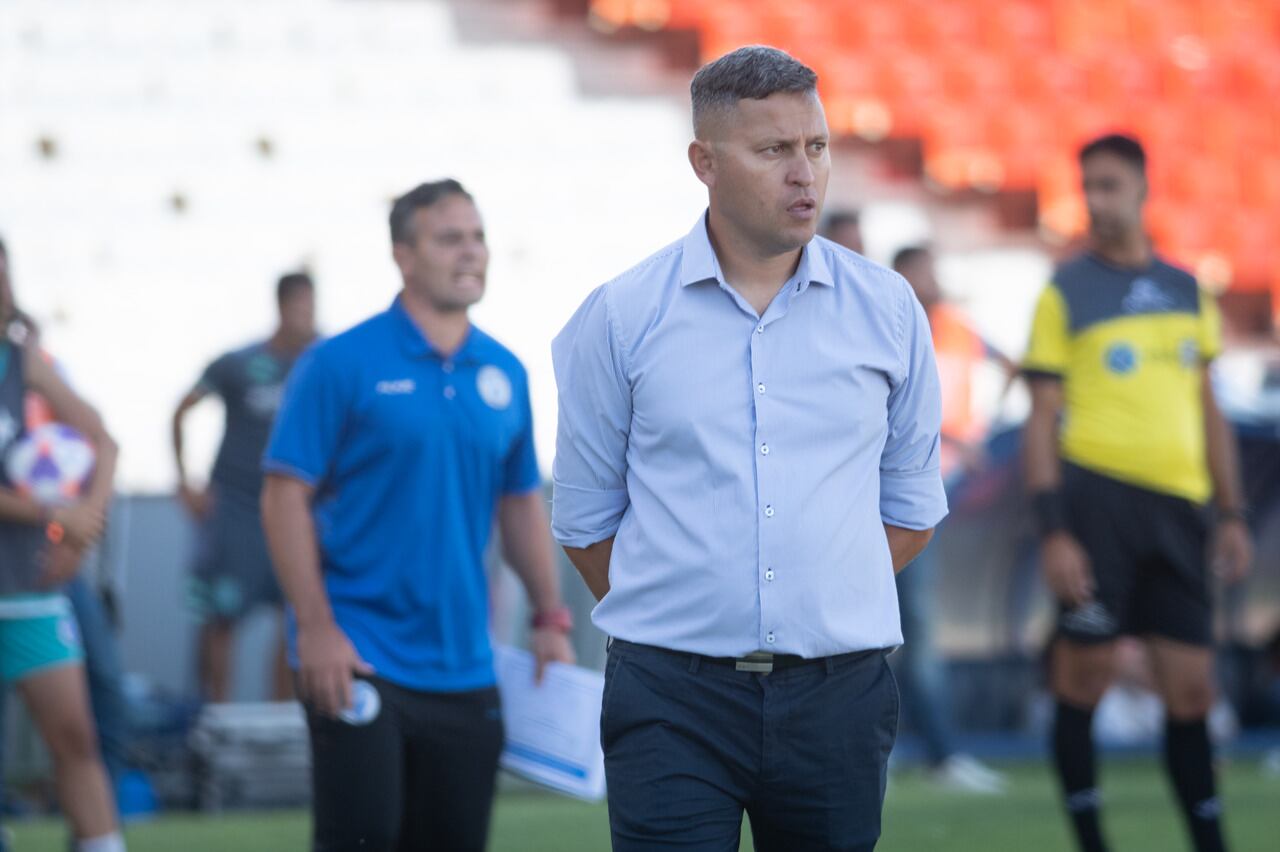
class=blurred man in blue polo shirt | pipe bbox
[553,47,945,850]
[261,179,574,852]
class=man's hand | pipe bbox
[1211,518,1252,584]
[179,484,213,520]
[51,502,106,550]
[296,619,374,717]
[530,628,575,685]
[1041,531,1094,607]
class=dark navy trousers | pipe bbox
[602,640,899,851]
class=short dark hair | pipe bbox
[1079,133,1146,175]
[892,245,932,272]
[821,208,860,236]
[389,179,472,246]
[276,271,313,304]
[690,46,818,136]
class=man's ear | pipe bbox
[689,140,716,189]
[391,241,412,276]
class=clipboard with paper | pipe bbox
[494,645,607,801]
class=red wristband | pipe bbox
[46,521,65,545]
[531,605,573,633]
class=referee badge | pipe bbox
[477,365,512,410]
[338,679,382,726]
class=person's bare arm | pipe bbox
[1024,377,1093,606]
[25,351,118,549]
[885,524,934,573]
[563,537,614,602]
[497,490,575,680]
[0,488,45,525]
[1023,378,1063,493]
[172,386,212,516]
[261,474,370,716]
[1201,369,1251,582]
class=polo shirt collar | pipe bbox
[389,294,483,364]
[679,211,835,291]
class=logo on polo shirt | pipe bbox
[477,366,512,410]
[1104,342,1137,375]
[375,378,416,395]
[1121,277,1176,314]
[246,383,285,416]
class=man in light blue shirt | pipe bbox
[553,47,946,850]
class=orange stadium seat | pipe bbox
[599,0,1280,299]
[981,1,1055,55]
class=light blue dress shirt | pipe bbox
[551,214,947,658]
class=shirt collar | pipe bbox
[389,295,483,364]
[679,211,835,291]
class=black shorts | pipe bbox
[305,676,504,852]
[189,489,282,623]
[1057,463,1212,647]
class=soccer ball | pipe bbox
[3,422,96,506]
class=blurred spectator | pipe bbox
[0,311,133,802]
[171,273,316,702]
[887,244,1011,793]
[0,237,126,851]
[821,207,864,254]
[892,246,1018,479]
[1023,133,1251,852]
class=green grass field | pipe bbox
[10,758,1278,851]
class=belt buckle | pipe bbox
[735,652,774,673]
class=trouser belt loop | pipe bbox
[688,654,701,674]
[824,656,837,675]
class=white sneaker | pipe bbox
[928,754,1008,795]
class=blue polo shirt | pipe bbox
[263,296,541,692]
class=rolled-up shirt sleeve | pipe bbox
[880,289,948,530]
[550,285,632,548]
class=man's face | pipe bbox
[898,253,941,309]
[696,91,831,257]
[393,194,489,313]
[1082,152,1146,245]
[278,287,316,339]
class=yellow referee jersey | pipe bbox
[1023,252,1221,503]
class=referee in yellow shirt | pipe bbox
[1023,134,1252,852]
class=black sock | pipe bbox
[1052,700,1108,852]
[1164,717,1226,852]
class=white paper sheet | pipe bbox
[494,645,607,801]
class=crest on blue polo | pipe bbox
[3,422,96,506]
[339,679,382,726]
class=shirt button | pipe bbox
[757,383,766,394]
[764,505,774,518]
[443,386,456,400]
[760,444,769,456]
[442,362,455,374]
[766,632,776,644]
[765,569,774,581]
[756,325,764,334]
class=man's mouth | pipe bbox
[787,198,817,219]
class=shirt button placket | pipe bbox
[752,321,776,652]
[442,360,457,400]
